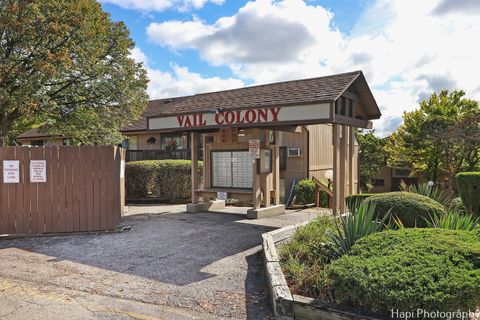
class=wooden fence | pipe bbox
[0,146,125,236]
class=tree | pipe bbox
[356,130,386,192]
[0,0,148,145]
[386,90,480,185]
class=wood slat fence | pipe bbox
[0,146,125,236]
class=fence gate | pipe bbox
[0,146,125,236]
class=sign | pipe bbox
[30,160,47,183]
[3,160,20,183]
[249,139,260,159]
[120,160,125,178]
[148,103,330,131]
[217,191,228,201]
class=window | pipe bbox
[160,133,188,150]
[31,140,44,146]
[372,179,385,187]
[394,168,411,177]
[123,136,137,150]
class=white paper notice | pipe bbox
[249,139,260,159]
[30,160,47,183]
[120,160,125,178]
[3,160,20,183]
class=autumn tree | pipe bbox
[356,130,387,192]
[0,0,148,145]
[386,90,480,184]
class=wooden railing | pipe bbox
[125,149,203,162]
[312,176,333,208]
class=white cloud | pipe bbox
[101,0,224,12]
[145,0,480,136]
[129,47,244,99]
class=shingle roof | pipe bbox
[17,70,381,139]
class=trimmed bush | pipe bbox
[125,160,203,202]
[327,229,480,315]
[345,194,374,212]
[456,172,480,217]
[363,192,444,227]
[295,179,315,205]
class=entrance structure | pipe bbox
[147,71,380,215]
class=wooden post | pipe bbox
[332,124,340,215]
[349,126,355,196]
[340,125,348,213]
[273,130,280,205]
[191,132,199,204]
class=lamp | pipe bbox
[427,180,435,187]
[324,169,333,189]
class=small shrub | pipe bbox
[125,160,203,202]
[449,196,467,212]
[327,229,480,315]
[295,179,315,205]
[345,194,374,213]
[328,201,389,256]
[456,172,480,217]
[363,192,444,227]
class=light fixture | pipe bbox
[427,181,435,187]
[324,169,333,180]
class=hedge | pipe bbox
[345,194,374,212]
[295,179,315,205]
[327,228,480,315]
[363,192,444,227]
[125,160,203,202]
[456,172,480,217]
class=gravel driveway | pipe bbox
[0,205,324,320]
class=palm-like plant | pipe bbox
[329,201,390,256]
[400,182,452,206]
[426,209,480,231]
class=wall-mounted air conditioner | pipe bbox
[287,147,302,157]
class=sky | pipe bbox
[99,0,480,137]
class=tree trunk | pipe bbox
[0,108,10,147]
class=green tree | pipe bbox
[386,90,480,184]
[0,0,148,145]
[356,130,386,192]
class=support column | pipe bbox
[349,126,355,196]
[273,130,280,205]
[191,132,199,204]
[332,124,341,215]
[252,159,261,208]
[340,125,348,213]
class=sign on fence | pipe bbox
[30,160,47,183]
[3,160,20,183]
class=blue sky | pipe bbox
[99,0,480,136]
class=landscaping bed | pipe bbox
[265,187,480,320]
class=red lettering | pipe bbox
[184,116,192,127]
[270,107,280,121]
[193,114,198,126]
[225,111,235,124]
[177,115,185,126]
[257,109,268,122]
[235,110,245,124]
[245,110,256,123]
[215,112,224,125]
[199,113,207,126]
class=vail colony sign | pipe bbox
[148,103,331,131]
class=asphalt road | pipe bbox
[0,205,323,320]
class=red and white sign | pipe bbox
[3,160,20,183]
[149,103,330,130]
[30,160,47,183]
[249,140,260,159]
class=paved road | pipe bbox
[0,205,324,320]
